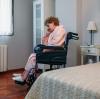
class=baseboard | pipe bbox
[7,68,24,72]
[8,65,24,71]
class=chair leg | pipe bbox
[57,65,60,69]
[63,64,66,68]
[50,64,53,70]
[35,63,38,73]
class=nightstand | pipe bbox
[80,45,100,64]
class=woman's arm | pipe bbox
[42,29,52,45]
[48,27,66,46]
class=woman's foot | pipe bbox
[12,76,24,82]
[12,76,26,85]
[12,73,21,77]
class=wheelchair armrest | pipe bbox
[41,45,64,50]
[34,44,64,53]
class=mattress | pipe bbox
[25,62,100,99]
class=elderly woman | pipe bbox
[12,16,67,82]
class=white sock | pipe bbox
[12,73,21,77]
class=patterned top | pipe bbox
[48,25,66,46]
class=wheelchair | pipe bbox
[16,32,79,89]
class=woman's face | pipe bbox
[47,22,56,32]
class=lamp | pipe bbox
[87,21,97,45]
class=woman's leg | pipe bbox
[22,53,36,80]
[12,53,36,82]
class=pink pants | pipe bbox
[25,53,36,71]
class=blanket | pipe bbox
[25,62,100,99]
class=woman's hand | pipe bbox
[42,36,49,45]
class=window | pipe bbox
[0,0,13,36]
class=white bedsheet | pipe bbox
[25,62,100,99]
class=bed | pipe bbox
[25,62,100,99]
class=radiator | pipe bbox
[0,45,7,72]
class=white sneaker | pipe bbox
[12,73,21,77]
[12,76,24,82]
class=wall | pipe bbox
[0,0,33,70]
[55,0,100,66]
[81,0,100,45]
[55,0,81,67]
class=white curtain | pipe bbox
[0,0,13,35]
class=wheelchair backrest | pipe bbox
[64,32,79,53]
